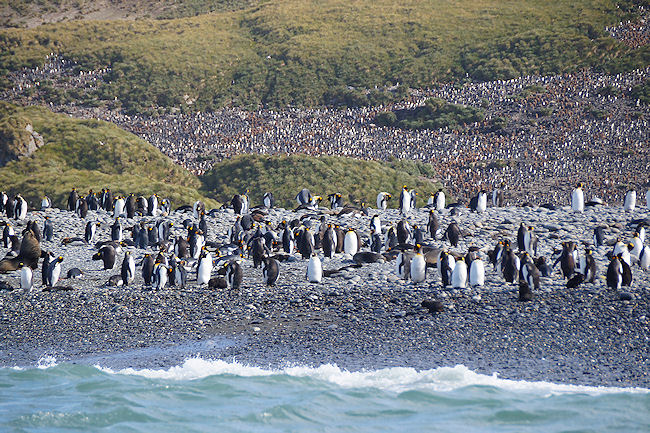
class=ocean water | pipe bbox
[1,357,648,432]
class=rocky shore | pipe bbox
[1,202,649,388]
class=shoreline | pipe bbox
[1,204,649,388]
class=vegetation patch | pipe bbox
[0,102,219,208]
[375,98,485,130]
[200,153,444,208]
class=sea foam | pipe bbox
[97,357,649,396]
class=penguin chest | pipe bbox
[410,256,426,282]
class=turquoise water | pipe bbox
[1,358,648,432]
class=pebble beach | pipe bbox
[1,201,649,388]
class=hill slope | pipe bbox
[200,154,444,209]
[0,102,219,208]
[0,1,647,113]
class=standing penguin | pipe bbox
[370,215,382,236]
[85,221,100,244]
[502,249,520,283]
[593,226,605,248]
[620,256,632,287]
[14,194,27,220]
[624,190,636,212]
[410,190,418,211]
[41,195,51,210]
[148,194,159,216]
[121,251,136,286]
[376,192,391,210]
[396,220,412,245]
[492,182,505,207]
[92,245,116,270]
[399,186,411,215]
[469,191,487,213]
[606,256,623,290]
[193,200,205,219]
[77,196,88,219]
[524,226,538,256]
[125,194,136,219]
[226,260,243,289]
[20,262,33,291]
[469,256,485,286]
[67,188,78,212]
[517,223,528,252]
[297,228,315,259]
[580,247,597,283]
[571,183,584,212]
[328,193,343,210]
[445,222,461,247]
[263,257,280,286]
[438,250,455,287]
[174,259,188,289]
[296,188,312,206]
[410,245,426,283]
[451,257,468,289]
[396,250,412,280]
[153,263,169,289]
[370,229,382,253]
[638,245,650,271]
[41,251,55,286]
[231,194,245,215]
[343,228,359,256]
[113,196,125,218]
[282,225,295,255]
[45,255,63,287]
[142,254,155,285]
[42,216,54,242]
[4,195,15,220]
[322,225,336,258]
[427,210,440,240]
[556,242,577,279]
[111,218,123,242]
[306,253,322,283]
[2,223,14,248]
[197,248,213,285]
[434,190,446,211]
[263,192,275,209]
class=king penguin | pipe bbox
[20,262,33,291]
[45,255,63,287]
[469,256,485,286]
[399,186,411,215]
[376,192,391,210]
[121,250,136,286]
[93,245,116,270]
[153,262,169,289]
[410,244,426,283]
[434,189,446,211]
[42,216,54,242]
[197,248,213,285]
[226,260,243,289]
[263,257,280,286]
[624,190,636,212]
[306,253,322,283]
[571,182,584,212]
[606,256,623,290]
[451,257,468,288]
[263,192,275,209]
[343,228,359,256]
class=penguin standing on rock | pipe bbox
[226,260,243,289]
[263,192,275,209]
[571,183,584,212]
[606,256,623,290]
[45,255,63,287]
[343,228,359,256]
[396,220,412,245]
[41,195,51,210]
[67,188,78,212]
[427,210,440,240]
[153,263,169,289]
[113,196,125,218]
[85,221,100,244]
[2,223,14,248]
[469,256,485,286]
[434,190,446,211]
[142,254,155,285]
[197,248,213,285]
[451,257,468,289]
[492,182,505,207]
[77,196,88,219]
[410,244,426,283]
[41,251,54,286]
[328,193,343,210]
[624,190,636,212]
[438,250,455,287]
[14,194,27,220]
[399,186,411,215]
[306,253,322,283]
[593,226,605,248]
[111,218,123,242]
[376,192,391,210]
[20,262,33,291]
[263,257,280,286]
[445,222,460,247]
[42,216,54,242]
[121,251,135,286]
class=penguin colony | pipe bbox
[0,185,649,310]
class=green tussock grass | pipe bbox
[0,1,647,113]
[0,101,219,208]
[200,153,445,209]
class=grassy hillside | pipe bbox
[0,102,219,208]
[200,154,445,209]
[0,1,647,113]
